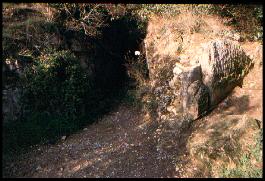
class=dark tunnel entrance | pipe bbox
[89,15,148,111]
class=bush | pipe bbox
[3,50,94,156]
[134,4,263,41]
[21,50,92,120]
[210,4,263,41]
[125,54,149,87]
[49,4,135,37]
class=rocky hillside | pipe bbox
[144,13,256,123]
[2,4,263,178]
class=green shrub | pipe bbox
[210,4,263,41]
[134,4,263,41]
[3,50,94,156]
[21,50,92,120]
[3,16,59,60]
[221,153,262,178]
[122,89,140,107]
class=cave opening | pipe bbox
[2,13,150,153]
[86,15,148,114]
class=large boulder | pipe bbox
[143,16,256,123]
[172,39,253,119]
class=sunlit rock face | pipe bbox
[171,39,253,119]
[145,35,253,120]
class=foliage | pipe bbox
[49,4,139,37]
[210,4,263,41]
[125,54,149,88]
[2,16,59,61]
[3,50,95,156]
[20,50,92,120]
[134,4,263,41]
[134,4,215,20]
[122,89,141,108]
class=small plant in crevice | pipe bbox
[123,52,150,107]
[125,54,149,87]
[123,48,161,120]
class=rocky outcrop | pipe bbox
[177,65,210,119]
[171,39,253,119]
[145,25,253,121]
[143,15,258,122]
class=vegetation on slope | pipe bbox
[2,4,263,178]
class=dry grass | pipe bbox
[178,114,262,178]
[145,12,231,69]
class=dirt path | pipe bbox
[3,106,146,177]
[4,104,181,178]
[3,41,262,178]
[4,96,197,178]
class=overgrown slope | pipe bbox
[2,3,263,178]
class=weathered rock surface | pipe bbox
[172,39,253,119]
[143,15,258,122]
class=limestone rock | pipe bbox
[172,39,253,119]
[144,16,256,123]
[198,39,253,106]
[177,64,210,119]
